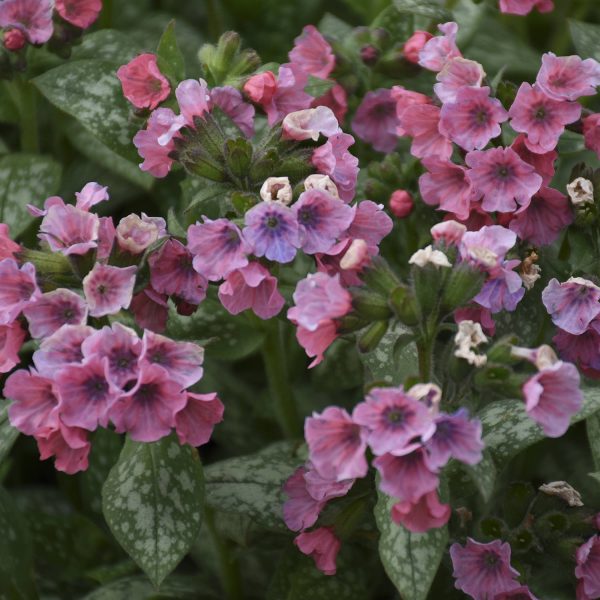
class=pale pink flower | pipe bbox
[175,78,210,127]
[352,88,400,153]
[282,106,340,141]
[312,132,359,202]
[0,321,25,373]
[74,182,109,212]
[32,325,93,376]
[500,0,553,14]
[536,52,600,101]
[133,108,180,178]
[23,289,87,339]
[116,214,160,254]
[391,490,451,533]
[403,31,433,64]
[434,57,485,104]
[83,263,137,317]
[117,53,171,110]
[174,391,224,447]
[36,422,90,474]
[399,103,453,161]
[0,0,53,44]
[418,21,462,72]
[294,527,340,576]
[55,0,102,29]
[0,259,40,325]
[289,25,335,79]
[39,204,99,256]
[431,220,467,246]
[576,535,600,600]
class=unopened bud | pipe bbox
[402,31,433,64]
[360,45,379,66]
[358,320,389,353]
[4,28,26,51]
[409,245,451,268]
[260,177,292,205]
[304,174,339,199]
[244,71,277,105]
[389,285,419,326]
[441,262,485,313]
[389,190,414,218]
[567,177,594,206]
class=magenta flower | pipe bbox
[439,86,508,151]
[133,108,180,178]
[218,262,285,320]
[536,52,600,101]
[55,0,102,29]
[542,277,600,335]
[500,0,553,15]
[418,21,462,72]
[0,223,20,261]
[109,363,186,442]
[459,225,517,271]
[289,25,335,79]
[353,387,435,456]
[403,31,433,64]
[523,359,582,437]
[576,535,600,600]
[83,263,137,317]
[391,490,451,533]
[434,57,485,103]
[554,323,600,375]
[282,106,340,142]
[345,200,393,253]
[0,0,53,44]
[174,391,224,447]
[32,324,93,376]
[450,538,520,600]
[312,132,359,202]
[188,218,250,281]
[0,259,40,325]
[352,88,400,153]
[466,147,542,212]
[584,114,600,158]
[294,527,340,576]
[39,203,100,256]
[210,86,255,137]
[511,134,557,186]
[305,406,368,481]
[283,467,326,532]
[0,321,25,374]
[508,83,581,153]
[264,64,313,126]
[36,422,91,474]
[23,288,87,339]
[130,287,168,333]
[243,201,300,263]
[117,53,171,111]
[399,103,453,161]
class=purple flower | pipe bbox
[576,535,600,600]
[351,88,400,153]
[174,391,224,447]
[243,201,300,263]
[312,133,359,202]
[83,263,137,317]
[536,52,600,101]
[283,466,326,532]
[0,259,41,325]
[554,322,600,374]
[475,260,525,313]
[459,226,517,272]
[33,325,94,376]
[23,289,87,339]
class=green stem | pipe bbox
[99,0,113,29]
[7,79,39,153]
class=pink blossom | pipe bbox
[282,106,340,141]
[352,88,400,153]
[434,57,485,104]
[305,406,368,481]
[542,278,600,335]
[403,31,433,64]
[576,535,600,600]
[133,108,180,178]
[584,114,600,158]
[0,321,25,373]
[391,490,451,533]
[312,132,359,202]
[511,134,556,186]
[459,225,517,271]
[174,391,224,447]
[39,204,100,256]
[243,71,277,105]
[393,86,431,136]
[83,263,137,317]
[399,103,453,161]
[0,259,40,325]
[345,200,393,253]
[117,53,171,110]
[536,52,600,101]
[115,214,160,254]
[500,0,553,14]
[23,288,87,339]
[218,262,285,320]
[466,147,542,213]
[0,224,20,260]
[450,538,520,600]
[36,422,91,474]
[389,190,414,218]
[0,0,53,44]
[418,21,462,72]
[315,238,368,288]
[293,320,338,368]
[303,463,354,502]
[210,86,255,137]
[283,467,326,531]
[264,64,313,125]
[554,323,600,375]
[495,587,539,600]
[32,325,93,376]
[74,182,109,212]
[55,0,101,28]
[353,387,435,456]
[432,220,467,246]
[109,363,186,442]
[509,83,581,153]
[175,78,210,126]
[311,83,348,124]
[289,25,335,79]
[97,217,116,261]
[130,287,168,333]
[294,527,340,576]
[439,87,507,151]
[188,218,251,281]
[3,27,26,50]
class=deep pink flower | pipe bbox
[294,527,340,576]
[282,106,340,141]
[283,467,326,532]
[352,88,400,153]
[130,287,168,333]
[32,324,93,376]
[36,422,90,474]
[554,322,600,374]
[345,200,393,253]
[450,538,520,600]
[311,83,348,124]
[133,108,180,178]
[109,363,186,442]
[511,134,556,186]
[434,57,485,103]
[584,114,600,158]
[39,204,99,256]
[243,71,277,105]
[523,359,582,437]
[210,86,255,137]
[536,53,600,101]
[459,225,517,272]
[455,305,496,336]
[576,536,600,599]
[188,218,251,281]
[500,0,553,14]
[466,147,542,213]
[289,25,335,79]
[305,406,368,481]
[264,64,313,125]
[218,262,285,320]
[117,53,170,110]
[542,278,600,335]
[399,103,453,161]
[0,224,20,260]
[353,387,435,456]
[403,31,433,64]
[391,490,451,533]
[312,132,359,202]
[22,289,87,339]
[0,320,25,373]
[394,86,431,136]
[174,391,224,447]
[3,27,26,50]
[509,83,581,153]
[83,263,137,317]
[439,86,507,151]
[0,0,53,44]
[0,259,40,325]
[475,259,525,313]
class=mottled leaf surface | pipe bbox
[0,401,18,465]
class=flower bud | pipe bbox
[389,285,419,326]
[260,177,292,205]
[116,215,160,255]
[389,190,414,218]
[360,45,379,66]
[243,71,277,105]
[360,256,401,296]
[402,31,433,64]
[4,28,26,51]
[567,177,594,206]
[357,320,389,353]
[441,262,485,314]
[304,174,339,199]
[351,288,393,322]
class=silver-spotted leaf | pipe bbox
[0,401,18,465]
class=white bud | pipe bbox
[409,245,452,268]
[567,177,594,206]
[260,177,293,205]
[304,174,340,199]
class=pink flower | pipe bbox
[117,53,170,110]
[140,330,204,389]
[0,320,25,373]
[109,363,186,442]
[83,263,137,317]
[475,259,525,313]
[389,190,414,219]
[208,86,255,137]
[305,406,368,481]
[115,214,160,254]
[130,287,168,333]
[434,57,485,104]
[32,324,93,376]
[459,225,517,271]
[294,527,340,576]
[554,323,600,375]
[432,220,467,246]
[418,21,462,72]
[455,305,496,336]
[303,463,354,501]
[312,132,359,202]
[0,0,53,44]
[508,83,581,153]
[420,158,476,221]
[576,535,600,599]
[542,278,600,335]
[403,31,433,64]
[511,134,556,186]
[523,359,582,437]
[218,262,285,320]
[97,216,116,261]
[283,467,325,532]
[188,218,251,281]
[399,103,453,161]
[264,64,313,125]
[495,587,539,600]
[243,71,277,105]
[55,0,101,28]
[312,83,347,124]
[133,108,180,178]
[22,288,87,339]
[466,147,542,213]
[584,114,600,158]
[75,182,110,212]
[3,27,26,50]
[0,259,40,325]
[36,421,91,474]
[500,0,553,14]
[289,25,335,79]
[439,87,507,151]
[353,387,435,456]
[450,538,520,600]
[39,204,100,256]
[509,187,572,246]
[352,88,400,153]
[536,52,600,101]
[174,391,224,447]
[345,200,393,253]
[175,78,210,126]
[391,490,451,533]
[282,106,340,141]
[0,224,20,260]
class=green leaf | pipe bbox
[72,29,141,62]
[318,13,354,41]
[374,489,448,600]
[204,441,303,531]
[304,76,335,98]
[462,449,497,503]
[157,20,186,83]
[102,435,204,588]
[0,401,19,466]
[392,0,452,20]
[181,177,232,221]
[34,60,143,163]
[570,19,600,62]
[0,153,62,236]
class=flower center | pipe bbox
[481,550,500,572]
[266,216,280,229]
[535,106,547,120]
